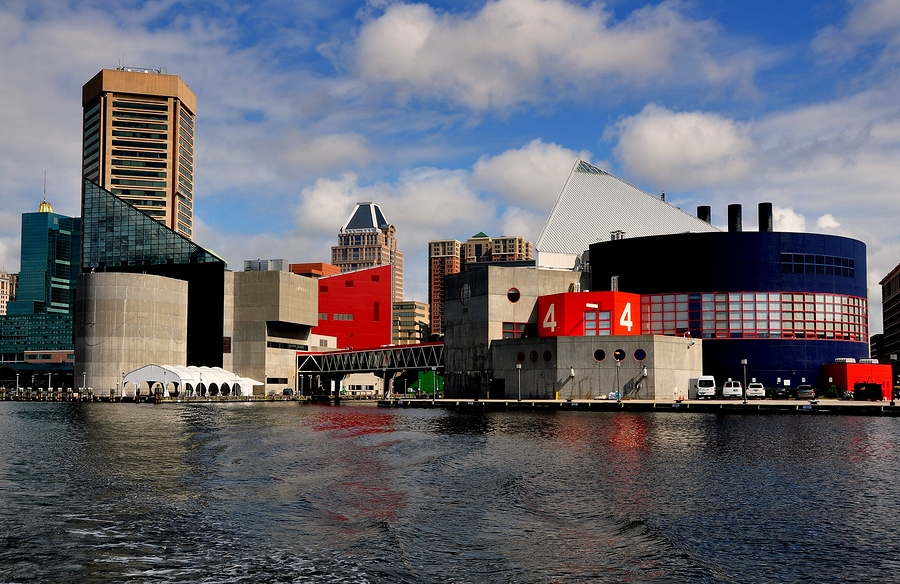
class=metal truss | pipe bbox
[297,342,444,374]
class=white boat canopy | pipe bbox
[122,364,262,397]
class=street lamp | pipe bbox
[431,366,436,404]
[516,363,522,401]
[741,359,748,404]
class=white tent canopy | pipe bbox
[122,364,262,397]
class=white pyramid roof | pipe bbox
[535,160,720,268]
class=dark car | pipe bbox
[795,385,816,399]
[770,386,790,399]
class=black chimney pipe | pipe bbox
[697,206,711,224]
[758,202,773,232]
[728,204,742,232]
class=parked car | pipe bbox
[746,382,765,399]
[695,375,717,399]
[722,380,742,399]
[795,385,816,399]
[770,386,790,399]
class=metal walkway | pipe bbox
[297,342,444,374]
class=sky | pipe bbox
[2,0,900,332]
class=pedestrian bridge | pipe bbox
[297,343,443,375]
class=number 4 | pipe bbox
[620,302,633,332]
[543,303,557,332]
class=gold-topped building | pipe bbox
[82,67,196,239]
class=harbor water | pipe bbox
[2,401,899,583]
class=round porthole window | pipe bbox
[530,351,539,363]
[543,350,552,362]
[634,349,647,361]
[613,349,626,361]
[517,351,525,363]
[593,349,606,361]
[460,283,471,305]
[507,288,521,303]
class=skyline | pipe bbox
[1,0,899,332]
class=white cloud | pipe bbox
[773,207,806,232]
[471,139,591,207]
[817,213,841,229]
[612,104,755,189]
[813,0,900,63]
[349,0,754,111]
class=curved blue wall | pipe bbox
[589,231,868,387]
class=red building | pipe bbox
[537,291,641,337]
[313,265,393,350]
[820,362,892,400]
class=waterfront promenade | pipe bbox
[381,397,900,416]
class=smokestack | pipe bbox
[661,191,666,202]
[758,202,773,232]
[728,204,742,233]
[697,206,711,224]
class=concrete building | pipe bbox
[332,202,404,302]
[428,239,462,337]
[0,271,11,315]
[443,265,584,397]
[80,179,225,367]
[428,235,532,339]
[82,67,196,239]
[491,335,701,401]
[441,265,702,399]
[74,272,188,394]
[224,268,318,396]
[393,300,429,345]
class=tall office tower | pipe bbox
[8,198,81,316]
[331,202,404,302]
[428,239,462,337]
[0,198,81,359]
[82,67,196,239]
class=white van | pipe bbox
[722,379,742,399]
[695,375,716,399]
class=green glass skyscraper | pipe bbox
[0,199,81,359]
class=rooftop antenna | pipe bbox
[43,171,47,200]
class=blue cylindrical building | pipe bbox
[589,231,868,388]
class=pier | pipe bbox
[378,397,900,416]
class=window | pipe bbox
[503,322,527,339]
[507,288,521,303]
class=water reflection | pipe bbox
[2,402,900,582]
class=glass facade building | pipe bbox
[80,179,225,367]
[0,204,81,359]
[82,179,219,269]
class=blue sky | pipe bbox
[2,0,900,331]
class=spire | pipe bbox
[38,171,53,213]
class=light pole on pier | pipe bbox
[517,363,522,401]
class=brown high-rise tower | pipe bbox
[82,67,196,239]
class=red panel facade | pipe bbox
[821,363,892,400]
[313,264,393,350]
[537,291,641,338]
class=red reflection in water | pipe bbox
[305,407,405,524]
[609,414,649,451]
[307,407,395,437]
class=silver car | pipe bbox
[746,382,765,399]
